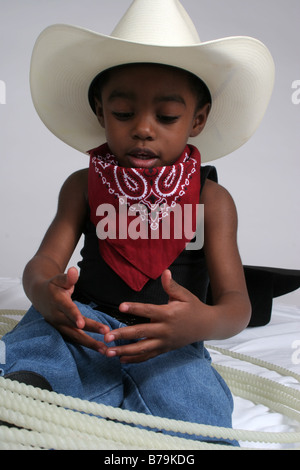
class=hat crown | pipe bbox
[111,0,201,46]
[30,0,275,162]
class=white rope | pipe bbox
[208,344,300,382]
[0,310,300,450]
[214,365,300,422]
[0,377,236,450]
[0,381,220,450]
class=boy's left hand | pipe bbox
[103,269,208,363]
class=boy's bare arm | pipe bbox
[23,170,88,306]
[22,169,111,350]
[102,180,251,363]
[199,179,251,337]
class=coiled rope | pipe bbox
[0,310,300,450]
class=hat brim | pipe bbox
[30,24,275,162]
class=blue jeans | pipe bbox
[1,302,236,444]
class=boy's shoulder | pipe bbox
[201,177,233,202]
[201,178,237,221]
[63,168,88,187]
[67,167,89,180]
[59,168,89,202]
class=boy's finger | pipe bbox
[118,301,160,318]
[104,322,159,343]
[83,317,111,335]
[160,269,190,302]
[66,266,79,285]
[57,298,85,329]
[51,267,79,290]
[58,325,108,354]
[105,338,161,362]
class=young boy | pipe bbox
[1,0,275,443]
[24,61,251,358]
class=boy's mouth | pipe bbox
[126,148,159,168]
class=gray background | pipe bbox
[0,0,299,302]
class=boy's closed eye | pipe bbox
[112,111,180,124]
[112,111,134,120]
[157,115,180,124]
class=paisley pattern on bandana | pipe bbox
[88,143,201,291]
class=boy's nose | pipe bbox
[132,114,155,141]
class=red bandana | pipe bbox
[88,143,201,291]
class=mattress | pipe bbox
[0,277,299,450]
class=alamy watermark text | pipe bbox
[291,339,300,365]
[95,200,204,250]
[291,80,300,104]
[0,80,6,104]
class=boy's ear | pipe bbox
[190,103,211,137]
[94,98,105,128]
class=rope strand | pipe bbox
[1,309,300,450]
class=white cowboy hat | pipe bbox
[30,0,275,162]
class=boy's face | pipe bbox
[95,64,210,168]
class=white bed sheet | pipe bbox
[0,277,299,449]
[207,302,300,449]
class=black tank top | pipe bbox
[73,165,218,322]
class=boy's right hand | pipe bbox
[38,267,111,354]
